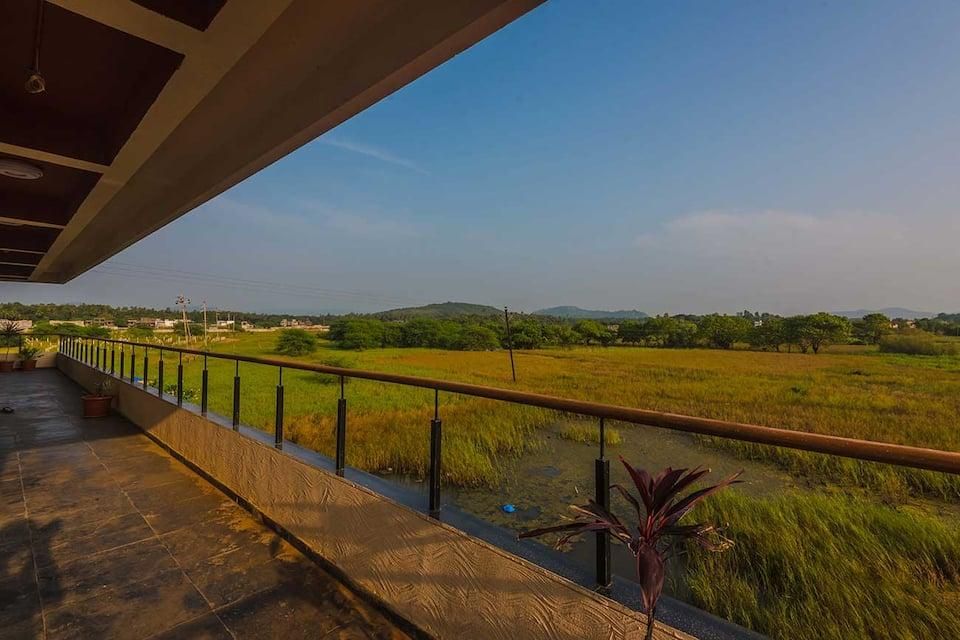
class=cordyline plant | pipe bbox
[520,457,742,640]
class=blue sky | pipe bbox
[6,0,960,314]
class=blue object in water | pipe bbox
[501,504,516,513]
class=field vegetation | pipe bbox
[45,323,960,639]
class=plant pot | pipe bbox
[0,360,13,373]
[81,395,113,418]
[20,359,37,371]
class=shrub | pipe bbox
[879,334,958,356]
[275,329,318,356]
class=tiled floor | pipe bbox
[0,369,413,640]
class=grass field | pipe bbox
[130,333,960,639]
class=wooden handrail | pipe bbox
[52,334,960,475]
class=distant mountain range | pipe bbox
[834,308,937,320]
[374,301,502,320]
[534,306,648,320]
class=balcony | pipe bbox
[0,368,414,639]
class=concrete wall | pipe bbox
[58,356,692,640]
[1,351,57,368]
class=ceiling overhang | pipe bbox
[0,0,544,283]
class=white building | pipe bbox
[0,319,34,331]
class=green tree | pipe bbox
[508,319,545,349]
[798,313,852,354]
[454,325,500,350]
[399,317,442,347]
[542,323,578,347]
[697,314,752,349]
[748,318,785,351]
[330,319,389,350]
[858,313,891,344]
[666,320,699,348]
[617,319,646,344]
[572,320,614,346]
[275,329,318,356]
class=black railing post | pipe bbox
[232,360,240,429]
[157,349,164,397]
[119,346,124,379]
[96,341,101,369]
[201,354,208,416]
[275,367,284,450]
[81,339,87,364]
[143,349,149,390]
[110,344,115,375]
[335,376,347,476]
[177,352,183,407]
[429,389,442,517]
[595,417,612,589]
[130,346,136,383]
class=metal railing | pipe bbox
[48,333,960,589]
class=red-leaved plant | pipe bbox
[519,457,742,640]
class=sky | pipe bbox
[5,0,960,315]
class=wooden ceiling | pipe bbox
[0,0,543,283]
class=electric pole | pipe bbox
[504,306,516,382]
[176,295,191,344]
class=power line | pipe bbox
[100,261,422,304]
[89,263,427,308]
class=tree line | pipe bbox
[324,312,886,353]
[0,302,337,328]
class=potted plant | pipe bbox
[520,457,742,640]
[18,345,42,371]
[82,378,114,418]
[0,320,23,373]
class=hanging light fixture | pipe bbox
[25,0,46,94]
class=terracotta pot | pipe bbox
[20,359,37,371]
[81,395,113,418]
[0,360,13,373]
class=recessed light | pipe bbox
[0,159,43,180]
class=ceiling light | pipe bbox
[0,159,44,180]
[26,0,46,95]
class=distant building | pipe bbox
[216,319,235,328]
[49,319,85,327]
[0,319,33,331]
[280,318,302,327]
[127,317,174,329]
[240,321,254,330]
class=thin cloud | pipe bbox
[320,136,429,174]
[628,208,959,313]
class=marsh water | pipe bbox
[380,419,795,595]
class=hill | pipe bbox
[834,307,936,320]
[374,301,502,320]
[535,306,647,320]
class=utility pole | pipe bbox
[504,306,517,382]
[202,300,208,348]
[176,295,191,344]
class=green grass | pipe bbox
[557,422,622,445]
[159,334,960,498]
[132,332,960,638]
[685,491,960,640]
